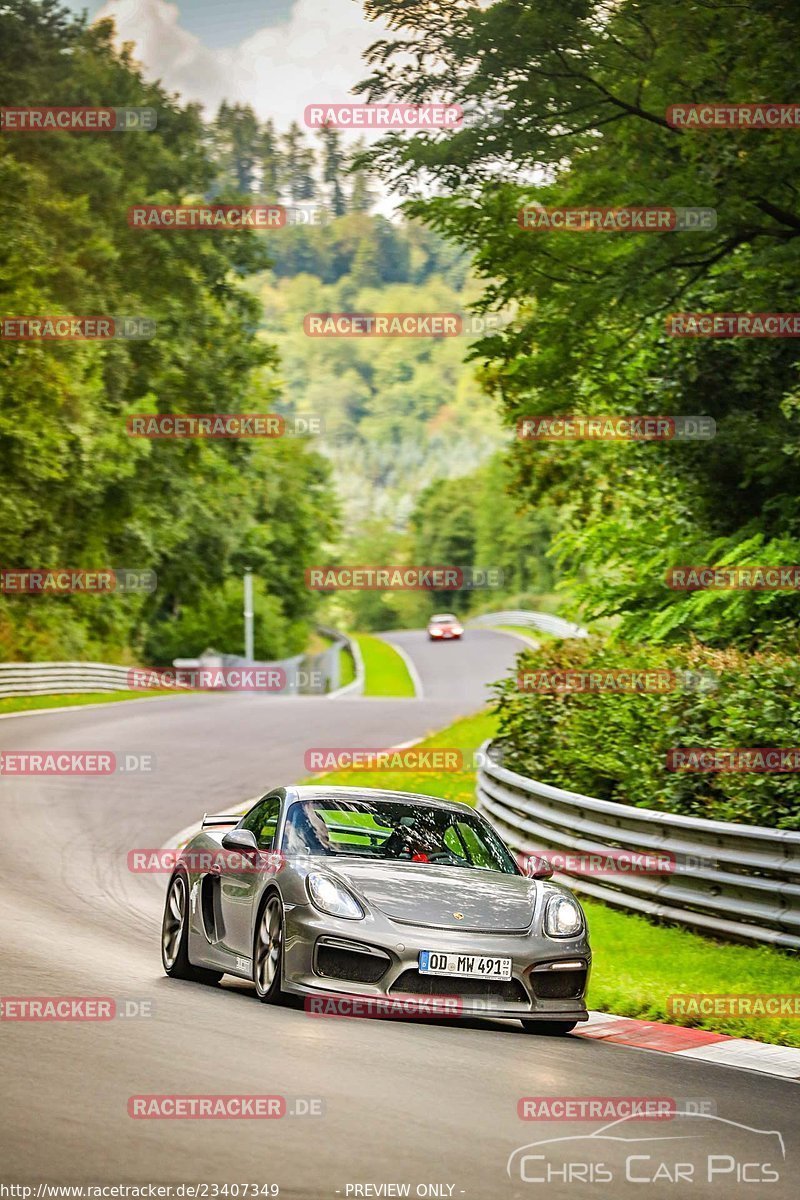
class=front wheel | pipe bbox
[253,893,284,1003]
[519,1020,577,1036]
[161,872,222,984]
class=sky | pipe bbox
[63,0,387,127]
[68,0,296,49]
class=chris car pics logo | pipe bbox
[508,1113,784,1186]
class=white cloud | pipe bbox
[96,0,385,126]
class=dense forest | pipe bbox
[359,0,800,652]
[0,1,338,662]
[352,0,800,824]
[0,1,543,660]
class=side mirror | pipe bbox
[221,828,258,855]
[525,854,554,880]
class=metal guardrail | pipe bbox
[0,661,135,697]
[476,740,800,950]
[470,609,589,639]
[0,625,360,699]
[316,625,363,697]
[319,626,364,698]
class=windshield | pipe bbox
[281,798,519,874]
[430,614,458,623]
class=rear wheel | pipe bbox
[161,872,222,984]
[253,893,284,1004]
[519,1020,577,1036]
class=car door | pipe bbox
[218,793,283,961]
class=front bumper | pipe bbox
[282,902,590,1022]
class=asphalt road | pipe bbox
[0,628,797,1198]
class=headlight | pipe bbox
[307,872,365,920]
[544,894,583,938]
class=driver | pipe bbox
[384,820,451,862]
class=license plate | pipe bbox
[418,951,512,980]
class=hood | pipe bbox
[325,859,537,932]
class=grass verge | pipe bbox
[338,644,356,690]
[583,901,800,1046]
[302,706,800,1047]
[0,690,182,716]
[355,633,416,698]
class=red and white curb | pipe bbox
[577,1010,800,1081]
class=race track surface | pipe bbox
[0,629,796,1198]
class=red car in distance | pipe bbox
[427,613,464,641]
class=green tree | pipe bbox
[0,0,338,662]
[357,0,800,647]
[318,125,347,216]
[281,121,316,202]
[212,101,260,194]
[257,117,282,197]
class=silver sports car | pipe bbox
[161,785,590,1034]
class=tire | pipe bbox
[161,871,222,984]
[253,892,284,1004]
[519,1020,577,1036]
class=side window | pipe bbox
[240,795,281,850]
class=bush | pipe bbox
[145,579,304,664]
[492,638,800,829]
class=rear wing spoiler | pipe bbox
[201,812,241,829]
